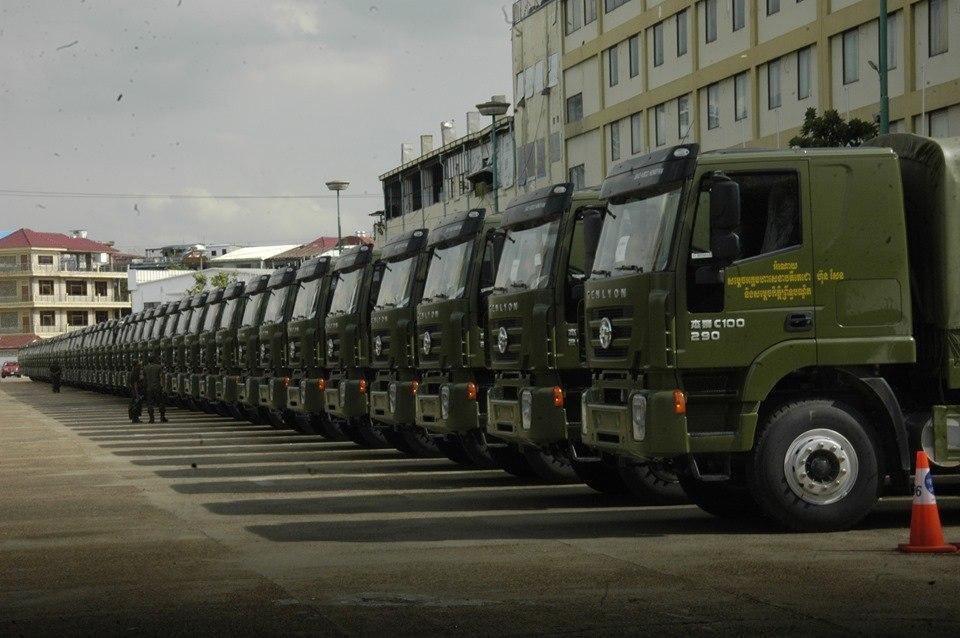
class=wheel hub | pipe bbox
[783,428,859,505]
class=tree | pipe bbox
[210,271,238,289]
[788,108,878,148]
[186,272,207,296]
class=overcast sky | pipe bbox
[0,0,513,253]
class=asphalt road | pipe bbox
[2,379,960,637]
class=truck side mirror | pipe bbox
[709,178,741,265]
[582,208,604,272]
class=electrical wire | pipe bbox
[0,189,381,200]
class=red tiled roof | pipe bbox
[270,235,373,261]
[0,228,118,253]
[0,334,41,350]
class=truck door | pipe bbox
[677,163,815,382]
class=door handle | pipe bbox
[784,312,814,332]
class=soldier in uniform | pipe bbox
[143,355,168,423]
[49,362,62,393]
[127,361,143,423]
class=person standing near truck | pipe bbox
[143,355,168,423]
[49,362,62,393]
[126,360,143,423]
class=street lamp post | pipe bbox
[476,95,511,213]
[878,0,889,134]
[325,180,350,245]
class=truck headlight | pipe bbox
[581,394,589,436]
[288,341,297,360]
[631,393,647,441]
[389,382,398,413]
[521,389,533,430]
[440,385,450,420]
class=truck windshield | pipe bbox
[203,303,221,331]
[494,218,560,291]
[151,317,165,338]
[329,269,362,315]
[422,239,473,302]
[375,256,415,309]
[177,310,193,335]
[263,287,291,324]
[163,312,179,337]
[241,293,264,327]
[291,278,321,319]
[219,298,239,329]
[189,307,204,332]
[594,186,683,276]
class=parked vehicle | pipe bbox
[234,274,273,422]
[2,361,21,378]
[256,266,302,427]
[199,281,244,412]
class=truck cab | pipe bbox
[188,289,223,410]
[200,281,243,411]
[158,301,184,394]
[283,257,342,438]
[414,208,506,467]
[367,228,440,456]
[256,266,302,427]
[173,292,208,404]
[217,277,261,417]
[234,274,274,422]
[323,244,387,448]
[484,184,605,481]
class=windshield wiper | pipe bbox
[433,293,449,300]
[491,286,508,294]
[592,269,611,277]
[615,264,644,273]
[508,281,528,290]
[431,251,442,261]
[375,302,397,310]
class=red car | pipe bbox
[1,361,21,378]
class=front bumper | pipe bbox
[415,373,481,435]
[486,376,573,446]
[324,373,368,419]
[369,372,416,426]
[240,377,261,408]
[259,377,289,412]
[220,375,240,404]
[288,378,325,414]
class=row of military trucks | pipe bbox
[20,134,960,531]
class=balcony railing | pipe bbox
[32,292,130,304]
[0,323,88,335]
[0,263,128,274]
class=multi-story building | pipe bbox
[0,229,132,338]
[514,0,960,188]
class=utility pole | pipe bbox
[878,0,890,134]
[325,180,349,245]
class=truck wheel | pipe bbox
[749,399,879,532]
[314,414,348,441]
[619,460,687,505]
[342,418,391,449]
[399,427,442,458]
[457,431,501,469]
[677,474,760,520]
[435,436,477,467]
[489,445,539,478]
[522,448,578,483]
[266,409,287,429]
[571,460,631,495]
[381,428,417,455]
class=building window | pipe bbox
[565,0,583,34]
[94,281,108,296]
[610,121,621,161]
[654,103,667,147]
[608,44,619,87]
[37,255,54,266]
[67,311,88,327]
[929,108,950,137]
[605,0,631,12]
[631,112,644,154]
[705,0,718,43]
[678,95,691,138]
[65,280,86,296]
[652,23,664,67]
[735,72,749,120]
[585,0,597,24]
[797,46,812,100]
[629,35,640,78]
[95,311,109,324]
[38,280,54,295]
[677,10,688,56]
[707,83,720,129]
[767,0,780,16]
[842,28,859,84]
[767,58,782,109]
[733,0,746,31]
[0,312,17,329]
[569,164,586,190]
[930,0,948,57]
[39,311,55,327]
[566,93,583,123]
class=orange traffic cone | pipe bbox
[898,451,957,554]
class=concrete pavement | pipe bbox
[2,379,960,636]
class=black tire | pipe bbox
[314,414,348,441]
[619,460,688,505]
[436,436,480,467]
[488,445,539,479]
[748,399,880,532]
[678,473,760,520]
[572,460,631,495]
[266,409,287,429]
[457,431,501,469]
[381,428,417,455]
[399,426,442,458]
[342,417,391,449]
[522,447,578,483]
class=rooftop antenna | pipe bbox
[679,113,695,145]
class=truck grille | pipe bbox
[373,330,391,363]
[418,324,442,367]
[589,306,634,360]
[259,343,270,368]
[491,318,522,363]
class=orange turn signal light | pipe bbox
[282,377,290,388]
[673,389,687,415]
[411,380,420,396]
[466,381,478,401]
[552,386,565,408]
[316,378,326,391]
[358,378,368,394]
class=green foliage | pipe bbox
[186,272,207,296]
[789,108,878,148]
[210,271,238,289]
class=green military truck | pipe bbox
[257,266,304,427]
[323,244,389,448]
[283,256,345,439]
[199,281,244,412]
[367,228,442,456]
[190,287,224,411]
[580,135,960,531]
[173,292,208,405]
[222,275,267,420]
[158,300,184,397]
